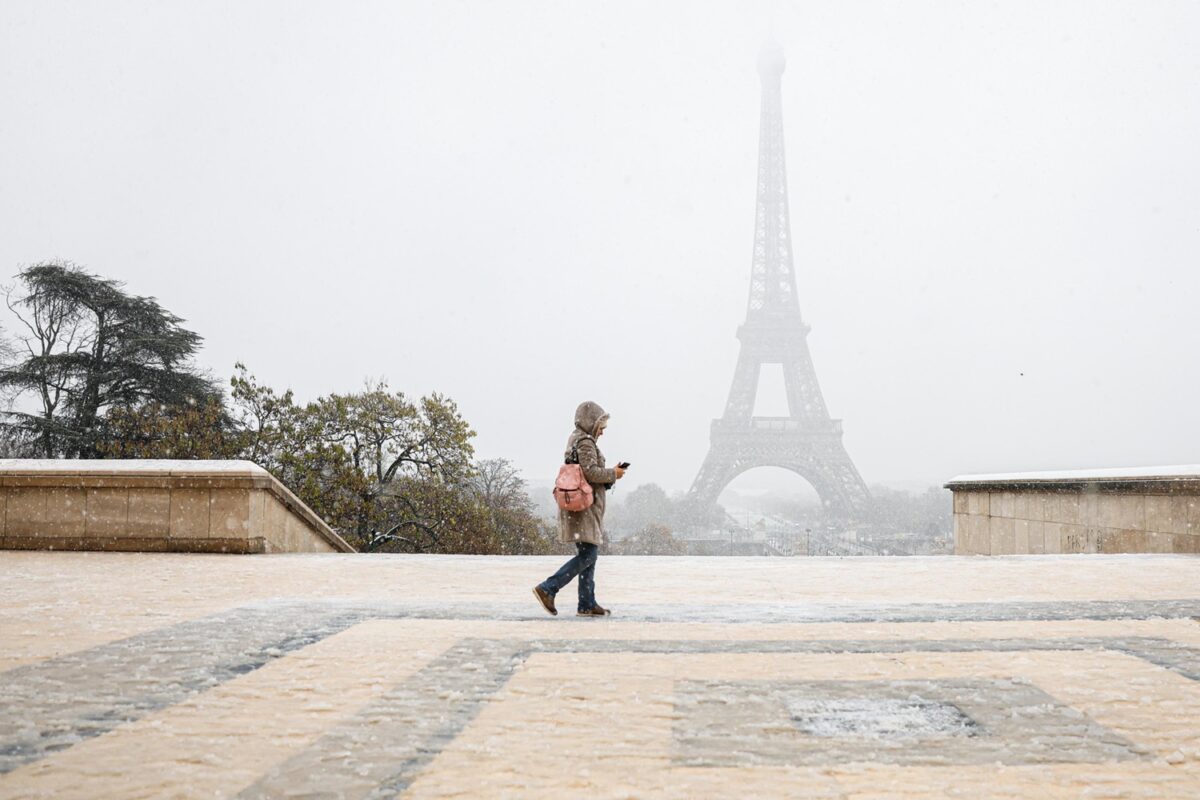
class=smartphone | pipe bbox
[617,461,631,469]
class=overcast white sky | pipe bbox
[1,1,1198,495]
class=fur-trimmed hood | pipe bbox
[573,400,609,438]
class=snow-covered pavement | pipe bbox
[2,552,1199,797]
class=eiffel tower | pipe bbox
[688,45,870,517]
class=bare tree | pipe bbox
[4,270,82,456]
[467,458,531,511]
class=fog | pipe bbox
[2,0,1197,496]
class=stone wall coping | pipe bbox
[0,459,356,553]
[0,459,269,476]
[946,465,1200,493]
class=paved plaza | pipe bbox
[2,552,1199,798]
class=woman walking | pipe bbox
[533,400,626,617]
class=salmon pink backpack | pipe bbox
[553,444,594,512]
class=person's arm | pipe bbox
[576,438,618,485]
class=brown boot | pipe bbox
[533,586,557,616]
[576,605,611,617]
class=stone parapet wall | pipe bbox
[946,467,1200,555]
[0,460,354,554]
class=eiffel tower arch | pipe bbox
[688,45,870,518]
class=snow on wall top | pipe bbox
[946,465,1200,485]
[0,459,269,476]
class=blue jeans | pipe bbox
[539,543,598,611]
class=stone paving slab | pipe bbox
[1,552,1199,798]
[674,677,1142,767]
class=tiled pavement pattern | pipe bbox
[2,553,1200,797]
[674,678,1142,767]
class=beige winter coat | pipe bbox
[558,401,617,546]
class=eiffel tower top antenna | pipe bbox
[749,41,799,318]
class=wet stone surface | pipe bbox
[2,552,1200,798]
[787,696,981,740]
[675,678,1143,767]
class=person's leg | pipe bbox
[576,543,598,611]
[539,548,583,597]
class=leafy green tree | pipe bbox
[367,474,494,553]
[228,362,298,473]
[298,383,476,548]
[96,399,237,459]
[464,459,558,555]
[0,262,217,456]
[365,465,558,555]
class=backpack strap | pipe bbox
[565,434,595,465]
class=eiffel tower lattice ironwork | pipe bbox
[688,46,870,517]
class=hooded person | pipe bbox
[533,400,626,616]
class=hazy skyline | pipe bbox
[2,1,1198,496]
